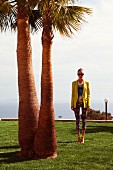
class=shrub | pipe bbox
[86,109,112,120]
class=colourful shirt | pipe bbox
[78,85,83,103]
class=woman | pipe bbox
[71,68,90,143]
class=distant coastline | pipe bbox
[0,100,113,119]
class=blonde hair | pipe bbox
[77,68,84,74]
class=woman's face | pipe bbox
[77,71,84,79]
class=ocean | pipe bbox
[0,100,113,119]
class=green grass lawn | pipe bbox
[0,121,113,170]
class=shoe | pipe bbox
[81,137,84,143]
[76,136,81,143]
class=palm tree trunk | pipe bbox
[17,1,39,157]
[34,26,57,158]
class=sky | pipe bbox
[0,0,113,106]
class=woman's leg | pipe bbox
[74,108,80,142]
[81,108,87,143]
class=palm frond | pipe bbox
[29,10,42,33]
[52,4,92,37]
[0,0,17,32]
[0,0,92,35]
[0,0,41,32]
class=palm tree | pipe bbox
[17,0,40,157]
[0,0,40,158]
[33,0,92,158]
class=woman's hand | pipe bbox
[87,106,90,112]
[71,106,74,111]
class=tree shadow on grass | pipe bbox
[58,141,76,145]
[0,145,19,150]
[0,146,33,164]
[58,141,75,143]
[71,125,113,135]
[86,125,113,134]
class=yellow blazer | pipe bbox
[71,80,90,108]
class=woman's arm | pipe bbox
[87,82,90,107]
[71,82,74,110]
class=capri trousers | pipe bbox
[74,102,87,130]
